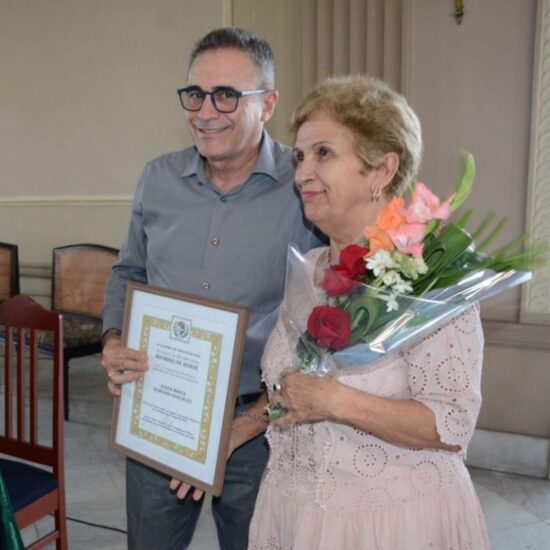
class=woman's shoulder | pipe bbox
[303,245,329,261]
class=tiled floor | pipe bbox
[16,355,550,549]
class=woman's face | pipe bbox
[294,110,376,239]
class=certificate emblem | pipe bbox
[170,316,192,342]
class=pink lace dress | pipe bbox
[249,248,490,550]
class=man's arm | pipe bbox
[101,174,150,394]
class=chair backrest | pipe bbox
[0,295,67,548]
[51,244,119,319]
[0,242,20,302]
[0,295,64,470]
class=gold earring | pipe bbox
[371,188,381,202]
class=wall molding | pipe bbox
[521,0,550,323]
[21,263,51,279]
[483,319,550,350]
[0,195,132,207]
[223,0,233,25]
[400,0,413,99]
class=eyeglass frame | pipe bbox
[176,86,270,114]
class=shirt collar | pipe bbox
[180,130,279,183]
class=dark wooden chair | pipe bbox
[0,294,67,549]
[0,242,20,302]
[48,244,119,421]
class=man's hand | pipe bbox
[100,331,148,396]
[169,478,205,501]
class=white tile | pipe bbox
[474,483,541,532]
[189,496,218,550]
[471,467,550,522]
[65,516,127,550]
[20,522,41,547]
[67,496,127,533]
[64,456,125,505]
[489,521,550,550]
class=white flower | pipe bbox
[414,258,428,275]
[384,293,399,312]
[366,250,397,277]
[382,270,399,286]
[392,276,413,294]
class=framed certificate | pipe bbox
[110,281,249,496]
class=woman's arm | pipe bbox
[229,391,270,455]
[273,307,484,452]
[171,390,269,500]
[273,374,459,451]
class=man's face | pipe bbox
[185,49,277,164]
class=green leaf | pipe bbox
[455,209,474,229]
[476,217,507,251]
[414,224,473,294]
[449,151,475,213]
[349,294,379,339]
[470,212,495,242]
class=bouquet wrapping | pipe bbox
[271,154,546,419]
[281,245,531,377]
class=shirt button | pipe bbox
[211,237,220,246]
[220,196,227,203]
[202,281,210,290]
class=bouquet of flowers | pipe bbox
[270,153,546,418]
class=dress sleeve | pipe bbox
[404,305,484,452]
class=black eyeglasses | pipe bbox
[177,86,269,113]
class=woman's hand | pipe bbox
[270,369,341,428]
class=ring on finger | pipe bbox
[272,382,281,394]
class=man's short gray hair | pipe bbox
[189,27,275,89]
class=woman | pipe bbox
[247,76,490,549]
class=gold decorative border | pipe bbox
[130,315,223,464]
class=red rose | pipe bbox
[338,244,368,280]
[307,306,351,350]
[321,245,369,296]
[321,266,356,296]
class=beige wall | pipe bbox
[0,0,227,289]
[234,0,405,146]
[1,0,227,198]
[405,0,549,438]
[480,343,550,437]
[407,0,537,323]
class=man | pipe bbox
[101,27,322,550]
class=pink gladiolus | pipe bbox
[405,182,452,224]
[387,223,425,258]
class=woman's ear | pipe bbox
[373,152,399,192]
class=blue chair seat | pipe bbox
[0,458,58,512]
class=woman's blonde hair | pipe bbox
[291,75,422,198]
